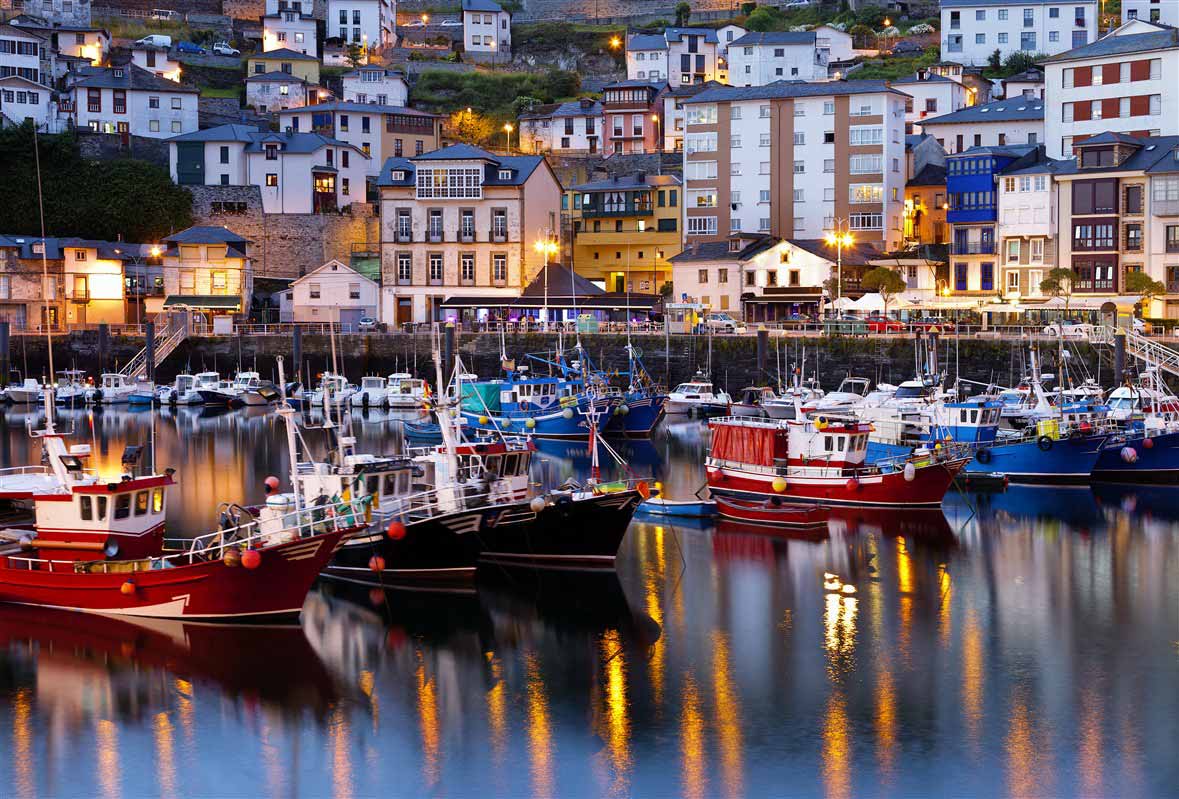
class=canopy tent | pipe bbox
[851,292,885,312]
[830,296,857,310]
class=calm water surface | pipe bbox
[1,405,1177,798]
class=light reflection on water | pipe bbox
[0,407,1178,797]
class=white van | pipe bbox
[134,34,173,49]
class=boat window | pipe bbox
[838,436,847,452]
[383,473,398,495]
[97,496,108,521]
[970,409,978,423]
[366,476,380,496]
[503,453,518,474]
[80,495,93,521]
[484,455,501,475]
[824,435,834,452]
[115,494,131,519]
[134,491,149,516]
[152,489,164,513]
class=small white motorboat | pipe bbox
[54,370,89,405]
[665,373,731,416]
[387,373,428,409]
[6,378,45,404]
[351,375,391,408]
[86,373,136,405]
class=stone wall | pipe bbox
[396,0,737,24]
[93,0,222,16]
[219,0,265,20]
[76,130,170,168]
[187,185,381,279]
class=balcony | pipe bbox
[574,230,670,246]
[459,229,475,243]
[70,290,90,303]
[394,230,413,243]
[426,229,444,243]
[1154,200,1179,217]
[580,206,655,219]
[950,242,996,255]
[489,229,508,243]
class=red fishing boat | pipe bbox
[713,494,829,529]
[706,415,969,507]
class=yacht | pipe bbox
[665,373,732,416]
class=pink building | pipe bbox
[601,80,668,155]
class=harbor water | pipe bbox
[1,405,1177,797]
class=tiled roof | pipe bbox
[907,163,946,186]
[245,70,309,82]
[1050,134,1179,175]
[668,235,779,263]
[664,26,719,44]
[920,97,1043,125]
[891,71,956,84]
[463,0,506,10]
[942,0,1094,5]
[729,31,816,46]
[276,100,436,117]
[71,63,198,94]
[788,239,882,266]
[164,226,249,244]
[519,98,602,119]
[683,79,902,104]
[1040,27,1178,63]
[249,47,318,61]
[571,173,680,192]
[627,33,667,51]
[377,146,548,186]
[167,124,260,143]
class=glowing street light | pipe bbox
[503,122,513,153]
[824,221,855,303]
[609,36,622,49]
[534,237,560,329]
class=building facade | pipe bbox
[601,80,666,155]
[893,70,971,135]
[462,0,511,61]
[996,157,1063,299]
[940,0,1098,66]
[340,65,408,105]
[246,72,326,112]
[376,144,563,325]
[246,47,320,85]
[726,31,825,86]
[157,227,253,320]
[1123,0,1179,26]
[262,10,318,56]
[326,0,396,52]
[626,27,735,86]
[681,81,907,252]
[67,64,199,138]
[290,260,379,324]
[518,98,602,155]
[129,44,181,82]
[920,96,1045,154]
[278,101,442,178]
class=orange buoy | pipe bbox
[120,580,136,596]
[369,555,386,572]
[368,588,385,607]
[241,549,262,569]
[845,478,859,492]
[636,480,650,499]
[387,520,407,540]
[1144,437,1155,449]
[263,475,280,494]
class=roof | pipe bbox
[667,80,723,98]
[0,235,159,261]
[1050,134,1179,176]
[341,66,407,80]
[520,263,602,297]
[518,97,602,120]
[168,123,260,143]
[71,63,198,94]
[571,173,680,192]
[245,70,309,83]
[949,143,1039,159]
[0,74,47,90]
[377,146,548,187]
[941,0,1095,5]
[462,0,506,11]
[8,15,107,34]
[413,143,498,161]
[684,79,903,104]
[166,124,359,155]
[627,33,667,51]
[604,79,666,89]
[920,97,1043,126]
[664,27,719,44]
[892,71,956,85]
[668,235,780,263]
[164,226,249,245]
[1003,68,1044,84]
[0,22,45,40]
[729,31,816,47]
[276,100,437,117]
[162,295,241,310]
[292,259,377,286]
[1040,27,1179,63]
[907,163,947,186]
[249,47,318,61]
[787,239,882,267]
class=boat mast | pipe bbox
[275,356,303,514]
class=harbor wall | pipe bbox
[8,331,1114,392]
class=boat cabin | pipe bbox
[942,400,1001,444]
[194,372,220,390]
[232,372,263,391]
[671,382,714,398]
[360,376,386,392]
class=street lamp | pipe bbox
[534,236,559,329]
[503,122,513,154]
[824,220,855,303]
[651,113,661,151]
[609,36,621,50]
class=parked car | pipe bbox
[176,41,207,54]
[439,18,463,26]
[866,314,905,333]
[133,34,172,49]
[357,316,378,332]
[909,316,957,332]
[212,42,240,56]
[701,313,746,334]
[1043,319,1095,338]
[891,40,924,54]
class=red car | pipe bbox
[866,315,905,333]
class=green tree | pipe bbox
[987,48,1002,71]
[345,43,365,67]
[861,267,907,317]
[1001,51,1044,76]
[856,5,887,27]
[745,6,784,31]
[1040,267,1077,315]
[741,2,757,15]
[512,95,544,115]
[674,1,691,25]
[1124,270,1166,316]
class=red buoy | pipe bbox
[387,520,407,540]
[263,475,281,495]
[120,580,136,596]
[845,478,859,492]
[242,549,262,569]
[636,480,651,499]
[1144,437,1155,449]
[369,555,386,572]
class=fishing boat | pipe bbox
[307,373,356,409]
[706,415,969,507]
[665,373,731,416]
[806,376,875,413]
[351,375,391,408]
[53,370,89,405]
[599,344,667,437]
[158,373,194,405]
[86,373,137,405]
[235,379,280,407]
[713,494,829,529]
[635,496,717,518]
[386,373,429,409]
[732,386,779,418]
[128,379,157,405]
[5,377,44,404]
[458,366,619,439]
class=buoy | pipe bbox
[369,555,386,572]
[771,476,788,492]
[529,496,546,513]
[1144,437,1155,449]
[223,547,242,567]
[120,580,136,596]
[815,415,829,431]
[618,404,630,415]
[845,478,859,492]
[241,548,262,569]
[1120,446,1138,464]
[636,480,651,499]
[387,520,407,540]
[525,418,537,429]
[562,408,574,420]
[903,462,916,482]
[479,415,489,425]
[263,475,280,494]
[368,588,385,607]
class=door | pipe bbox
[338,308,363,332]
[175,142,205,185]
[396,298,412,327]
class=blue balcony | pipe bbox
[947,207,997,224]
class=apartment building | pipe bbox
[680,80,907,252]
[168,124,370,214]
[1003,67,1045,99]
[996,155,1066,299]
[0,22,47,85]
[157,226,253,321]
[326,0,396,50]
[892,70,970,135]
[518,97,603,155]
[921,97,1045,154]
[278,101,442,178]
[726,31,825,86]
[940,0,1098,66]
[601,80,666,155]
[567,173,681,291]
[1053,133,1179,317]
[376,144,563,325]
[462,0,511,61]
[626,27,737,86]
[1123,0,1179,26]
[66,63,198,138]
[0,74,57,130]
[263,10,318,56]
[340,65,408,105]
[247,47,320,85]
[1041,20,1179,158]
[661,81,719,152]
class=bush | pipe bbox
[745,5,785,31]
[411,69,582,122]
[907,22,935,34]
[856,6,887,28]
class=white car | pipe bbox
[439,19,463,26]
[702,313,747,334]
[1043,320,1094,338]
[212,42,240,56]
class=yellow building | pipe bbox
[246,47,320,85]
[60,239,130,326]
[567,173,681,293]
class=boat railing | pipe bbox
[0,465,54,478]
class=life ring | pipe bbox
[1037,436,1053,452]
[976,447,992,464]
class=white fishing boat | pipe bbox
[86,373,136,405]
[665,373,731,416]
[351,375,390,408]
[307,373,356,408]
[5,378,45,404]
[53,370,89,405]
[159,374,195,405]
[386,373,428,409]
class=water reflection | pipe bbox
[0,411,1177,797]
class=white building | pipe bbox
[726,31,825,86]
[263,10,318,56]
[9,17,109,65]
[340,65,408,105]
[168,124,371,214]
[266,0,317,14]
[0,74,59,130]
[1123,0,1179,26]
[662,81,719,152]
[278,101,443,178]
[921,96,1044,154]
[940,0,1098,66]
[627,27,734,86]
[1002,67,1045,99]
[0,23,47,85]
[129,44,181,82]
[996,155,1063,298]
[1041,20,1179,158]
[815,25,856,64]
[327,0,396,52]
[246,71,326,113]
[892,69,970,134]
[680,80,908,253]
[67,64,198,139]
[517,97,603,155]
[290,260,379,325]
[461,0,511,62]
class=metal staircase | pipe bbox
[1091,325,1179,379]
[119,321,188,381]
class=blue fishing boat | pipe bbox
[458,368,619,439]
[604,345,667,437]
[1092,424,1179,482]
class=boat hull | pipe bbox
[962,433,1107,482]
[707,459,967,507]
[0,529,350,620]
[1092,429,1179,482]
[461,395,618,439]
[605,393,666,437]
[714,495,828,527]
[636,498,717,518]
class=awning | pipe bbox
[162,294,241,311]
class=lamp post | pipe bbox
[503,122,513,154]
[113,243,161,327]
[824,219,855,304]
[533,236,559,330]
[651,113,660,152]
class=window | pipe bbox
[397,252,412,283]
[1007,239,1021,263]
[849,127,882,146]
[823,159,834,173]
[849,213,882,230]
[698,269,709,284]
[823,101,834,115]
[1125,223,1142,252]
[976,33,986,44]
[999,9,1008,19]
[849,184,883,203]
[849,154,881,174]
[460,254,475,284]
[428,253,443,283]
[686,161,717,180]
[80,495,93,521]
[114,494,131,520]
[1030,238,1044,263]
[688,189,717,208]
[758,218,771,232]
[685,133,716,154]
[760,132,772,147]
[1024,8,1034,25]
[759,162,770,175]
[759,190,771,203]
[416,167,483,199]
[135,491,149,516]
[266,173,278,187]
[686,104,717,125]
[1154,177,1179,204]
[492,254,507,283]
[999,32,1008,43]
[793,132,804,145]
[1021,32,1036,51]
[794,161,805,174]
[731,135,742,149]
[687,216,718,236]
[1007,270,1021,292]
[759,104,770,118]
[171,97,182,110]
